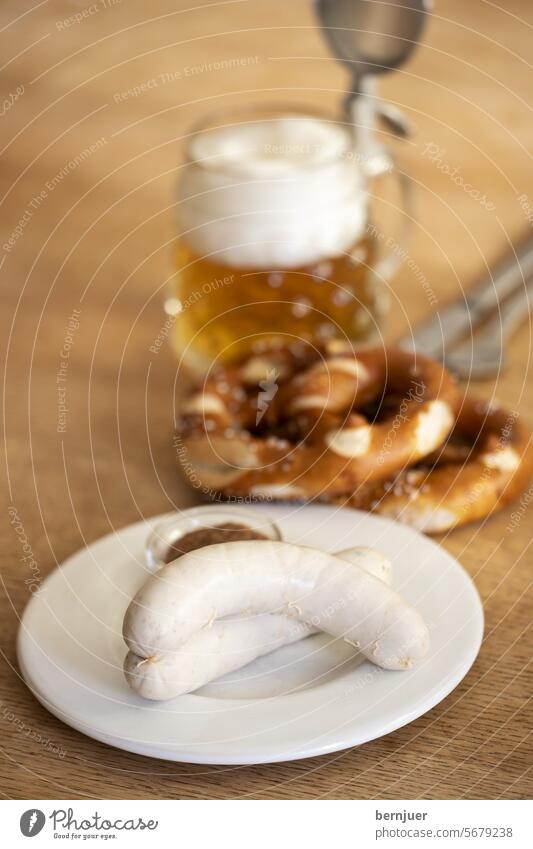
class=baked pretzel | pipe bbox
[332,395,533,532]
[176,343,458,500]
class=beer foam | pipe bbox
[178,115,367,268]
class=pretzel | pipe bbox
[176,343,458,500]
[332,395,533,532]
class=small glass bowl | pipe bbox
[145,506,282,569]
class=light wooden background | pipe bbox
[1,0,532,799]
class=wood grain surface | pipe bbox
[1,0,532,800]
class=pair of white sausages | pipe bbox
[125,547,389,700]
[123,541,429,701]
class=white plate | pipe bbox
[17,504,483,765]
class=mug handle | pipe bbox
[350,83,413,284]
[368,147,413,283]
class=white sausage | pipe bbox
[124,547,391,700]
[124,614,312,700]
[123,541,428,671]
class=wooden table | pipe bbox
[1,0,532,799]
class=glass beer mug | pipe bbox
[168,105,407,375]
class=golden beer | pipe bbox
[169,107,388,374]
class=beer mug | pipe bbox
[167,105,408,375]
